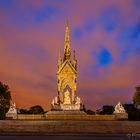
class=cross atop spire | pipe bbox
[64,20,71,61]
[65,20,70,42]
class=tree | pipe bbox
[0,82,11,119]
[133,85,140,110]
[28,105,44,114]
[85,109,95,115]
[19,109,29,114]
[100,105,114,115]
[124,104,140,120]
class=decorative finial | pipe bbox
[58,49,61,58]
[66,20,68,27]
[73,50,76,59]
[73,50,77,70]
[65,20,70,43]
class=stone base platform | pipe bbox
[51,104,84,111]
[46,110,86,115]
[114,113,128,120]
[16,113,128,120]
[46,110,86,120]
[0,120,140,134]
[6,113,17,120]
[46,113,116,120]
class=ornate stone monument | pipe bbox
[113,102,128,120]
[6,103,17,119]
[47,22,85,115]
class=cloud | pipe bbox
[73,27,83,39]
[0,0,140,110]
[0,0,14,8]
[98,6,121,32]
[92,48,113,66]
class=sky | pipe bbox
[0,0,140,111]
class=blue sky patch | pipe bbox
[99,6,120,32]
[118,23,140,40]
[98,48,113,66]
[133,0,140,8]
[117,22,140,62]
[92,48,113,67]
[131,23,140,39]
[85,19,95,32]
[119,38,140,62]
[32,6,59,22]
[73,27,82,39]
[0,0,14,8]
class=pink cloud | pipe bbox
[0,0,139,110]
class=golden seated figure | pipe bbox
[63,90,71,105]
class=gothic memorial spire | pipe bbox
[64,20,71,61]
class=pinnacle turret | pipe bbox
[64,20,71,61]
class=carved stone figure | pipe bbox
[75,96,81,105]
[54,96,58,104]
[51,99,55,106]
[114,102,126,113]
[63,90,71,105]
[6,102,17,119]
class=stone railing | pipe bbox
[17,114,45,120]
[46,114,116,120]
[15,114,127,120]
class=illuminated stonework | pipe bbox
[51,22,83,110]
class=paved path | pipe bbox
[0,133,140,140]
[0,120,140,135]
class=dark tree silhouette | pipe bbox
[124,104,140,120]
[0,82,11,119]
[28,105,44,114]
[19,109,29,114]
[133,85,140,110]
[85,109,95,115]
[100,105,114,115]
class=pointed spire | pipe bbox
[73,50,76,60]
[58,49,62,69]
[64,20,71,61]
[65,20,70,43]
[58,49,61,59]
[73,50,77,70]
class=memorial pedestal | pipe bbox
[114,113,128,120]
[46,110,86,115]
[6,112,17,119]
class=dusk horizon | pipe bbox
[0,0,140,111]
